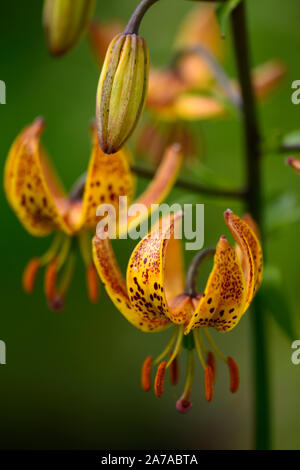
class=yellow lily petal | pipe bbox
[287,157,300,174]
[123,144,183,236]
[185,235,246,334]
[173,94,226,121]
[127,211,192,325]
[93,234,169,332]
[224,210,263,311]
[4,118,71,237]
[71,125,135,232]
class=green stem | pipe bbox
[231,2,271,450]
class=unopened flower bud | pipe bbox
[96,33,149,154]
[43,0,96,57]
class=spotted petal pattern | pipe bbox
[72,125,135,232]
[93,234,170,332]
[4,118,71,237]
[127,212,192,325]
[225,210,263,310]
[185,235,246,334]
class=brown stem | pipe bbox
[124,0,160,35]
[231,2,271,450]
[131,164,247,200]
[184,248,216,297]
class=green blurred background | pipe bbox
[0,0,300,450]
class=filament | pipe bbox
[193,330,206,370]
[166,326,184,368]
[203,328,227,363]
[153,328,178,367]
[40,233,63,266]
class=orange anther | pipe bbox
[22,258,40,293]
[227,356,240,393]
[205,365,214,402]
[44,259,57,301]
[154,361,167,398]
[141,356,152,392]
[87,264,99,303]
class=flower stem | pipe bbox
[184,248,216,297]
[231,2,271,450]
[124,0,160,35]
[131,163,247,200]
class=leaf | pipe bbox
[258,265,295,341]
[264,192,300,235]
[216,0,242,38]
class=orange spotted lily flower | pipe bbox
[93,209,263,412]
[4,118,182,311]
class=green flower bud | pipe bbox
[43,0,96,57]
[96,33,149,154]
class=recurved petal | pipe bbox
[127,211,192,325]
[185,235,247,334]
[173,94,226,121]
[4,118,71,237]
[287,157,300,174]
[224,210,263,312]
[71,125,135,231]
[121,144,183,237]
[92,235,170,332]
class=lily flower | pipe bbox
[92,209,263,412]
[4,117,182,311]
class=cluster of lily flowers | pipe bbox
[5,1,288,412]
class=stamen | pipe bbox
[44,259,58,301]
[141,356,152,392]
[86,264,99,303]
[166,326,184,368]
[203,328,227,363]
[193,330,206,370]
[40,233,63,266]
[78,232,92,267]
[176,350,194,414]
[57,237,72,270]
[154,361,167,398]
[59,252,76,297]
[153,328,177,367]
[169,354,179,385]
[227,356,240,393]
[205,365,214,402]
[22,258,40,293]
[207,351,217,383]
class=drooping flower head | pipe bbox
[4,118,182,310]
[92,209,263,411]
